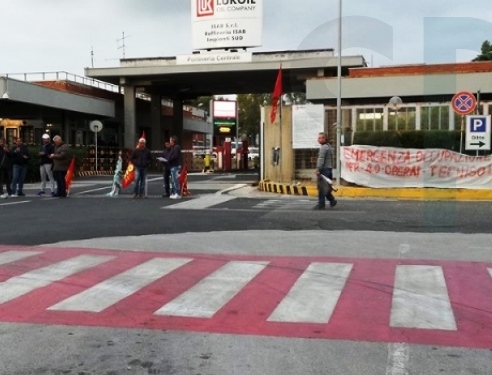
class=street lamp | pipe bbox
[335,0,342,185]
[389,96,403,129]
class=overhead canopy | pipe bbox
[0,76,115,120]
[85,49,366,99]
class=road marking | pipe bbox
[0,200,31,206]
[385,343,409,375]
[0,255,114,304]
[0,250,42,265]
[488,268,492,278]
[49,258,192,312]
[163,194,236,210]
[390,265,457,330]
[155,260,268,318]
[268,262,353,323]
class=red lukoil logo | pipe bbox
[197,0,214,17]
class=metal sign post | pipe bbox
[451,91,477,154]
[89,120,103,172]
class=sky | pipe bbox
[2,0,492,78]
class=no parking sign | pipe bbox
[452,91,477,115]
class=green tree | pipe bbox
[473,40,492,61]
[237,94,265,144]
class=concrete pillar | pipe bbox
[150,94,162,150]
[62,112,70,144]
[123,85,136,149]
[172,99,184,143]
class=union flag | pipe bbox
[65,157,76,194]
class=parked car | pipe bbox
[248,147,259,160]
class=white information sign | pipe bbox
[191,0,263,50]
[292,104,325,149]
[176,52,252,65]
[465,115,491,151]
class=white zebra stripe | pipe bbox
[164,194,236,210]
[0,250,42,265]
[155,261,268,318]
[0,255,114,304]
[267,262,353,323]
[49,258,192,312]
[390,265,457,330]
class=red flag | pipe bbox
[65,157,76,194]
[270,66,282,123]
[179,165,187,187]
[121,162,135,189]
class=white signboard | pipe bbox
[465,115,491,151]
[292,104,325,149]
[342,145,492,189]
[191,0,263,50]
[176,52,252,65]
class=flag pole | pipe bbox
[279,75,283,182]
[335,0,343,186]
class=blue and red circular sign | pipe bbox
[452,91,477,115]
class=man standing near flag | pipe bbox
[49,135,70,198]
[37,133,55,197]
[129,138,152,198]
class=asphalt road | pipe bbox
[0,172,491,375]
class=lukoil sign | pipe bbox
[191,0,263,50]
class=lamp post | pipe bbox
[389,96,403,129]
[335,0,342,185]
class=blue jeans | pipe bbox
[170,166,181,195]
[133,167,147,196]
[11,164,27,194]
[318,168,335,207]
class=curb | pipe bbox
[77,171,114,177]
[259,180,492,201]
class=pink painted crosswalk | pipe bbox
[0,245,491,349]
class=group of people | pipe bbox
[1,132,337,207]
[126,135,183,199]
[0,134,71,199]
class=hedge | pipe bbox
[353,130,465,152]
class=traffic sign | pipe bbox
[452,91,477,115]
[465,115,491,150]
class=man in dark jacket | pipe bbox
[130,138,152,198]
[0,138,13,198]
[49,135,70,198]
[314,132,337,210]
[159,141,172,197]
[9,138,30,197]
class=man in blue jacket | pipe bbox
[9,138,30,197]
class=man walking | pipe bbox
[0,138,13,198]
[314,132,337,209]
[37,133,55,197]
[10,138,30,197]
[168,136,182,199]
[49,135,70,198]
[129,138,152,198]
